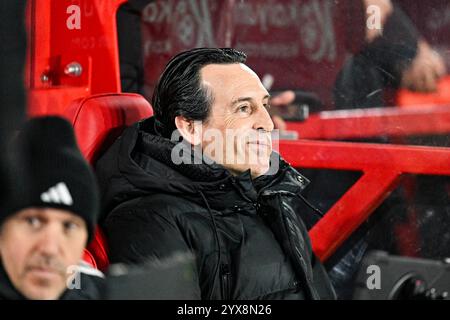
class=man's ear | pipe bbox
[174,116,202,145]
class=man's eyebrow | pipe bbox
[231,94,271,105]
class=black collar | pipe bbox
[0,262,27,300]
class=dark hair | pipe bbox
[151,48,247,137]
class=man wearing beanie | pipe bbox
[0,116,104,300]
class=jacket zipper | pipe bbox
[230,179,260,212]
[221,264,231,300]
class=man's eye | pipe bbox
[25,217,41,228]
[63,221,80,232]
[264,103,271,110]
[238,105,251,113]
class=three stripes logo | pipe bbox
[40,182,73,206]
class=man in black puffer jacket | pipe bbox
[97,48,336,300]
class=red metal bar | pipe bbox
[309,171,400,261]
[285,105,450,140]
[277,140,450,261]
[278,140,450,174]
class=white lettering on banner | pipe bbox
[272,3,291,28]
[143,40,172,56]
[143,2,158,23]
[142,1,172,24]
[142,0,336,62]
[188,0,215,47]
[234,1,295,32]
[232,0,337,62]
[142,0,215,51]
[299,0,336,62]
[178,15,196,46]
[159,0,172,23]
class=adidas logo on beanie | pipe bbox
[40,182,73,206]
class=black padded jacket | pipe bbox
[96,117,336,300]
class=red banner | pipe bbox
[141,0,365,108]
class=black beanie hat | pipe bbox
[1,116,99,243]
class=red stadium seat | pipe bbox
[65,93,153,271]
[83,249,98,269]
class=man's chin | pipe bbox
[223,161,271,178]
[21,275,66,300]
[21,285,65,300]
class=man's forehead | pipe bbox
[13,207,81,221]
[200,63,267,98]
[200,63,260,84]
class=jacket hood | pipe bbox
[96,117,309,219]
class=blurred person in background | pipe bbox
[0,117,103,300]
[273,0,447,127]
[334,0,446,109]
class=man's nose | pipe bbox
[253,105,274,132]
[35,226,62,257]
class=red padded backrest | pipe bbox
[66,93,153,163]
[65,93,153,271]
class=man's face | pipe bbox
[200,63,274,178]
[0,208,87,300]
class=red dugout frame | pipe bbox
[286,104,450,140]
[277,140,450,261]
